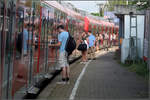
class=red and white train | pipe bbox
[0,0,119,99]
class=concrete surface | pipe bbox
[37,47,149,100]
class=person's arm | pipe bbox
[50,41,61,47]
[49,33,62,47]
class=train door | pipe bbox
[40,11,50,77]
[47,8,60,71]
[12,1,38,98]
[46,7,56,71]
[44,11,50,76]
[1,0,18,99]
[26,2,43,93]
[10,0,30,98]
[37,16,45,77]
[38,14,51,77]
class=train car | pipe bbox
[0,0,119,99]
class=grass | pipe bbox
[128,63,149,80]
[120,61,149,80]
[114,49,149,80]
[117,60,149,80]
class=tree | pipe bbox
[100,7,104,17]
[91,12,104,17]
[130,0,150,10]
[106,0,149,11]
[91,7,104,17]
[107,0,127,11]
[91,13,100,16]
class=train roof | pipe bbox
[42,1,118,28]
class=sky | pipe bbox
[64,1,106,13]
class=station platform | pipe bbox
[37,47,149,100]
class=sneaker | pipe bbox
[56,81,66,84]
[80,62,84,64]
[93,58,96,60]
[82,61,87,64]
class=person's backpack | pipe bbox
[16,32,23,54]
[65,33,76,56]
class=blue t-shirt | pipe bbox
[58,31,69,52]
[88,34,95,47]
[23,29,28,51]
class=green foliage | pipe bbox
[91,11,104,17]
[100,8,104,17]
[128,63,149,76]
[91,13,100,16]
[115,50,149,80]
[129,0,150,10]
[107,0,149,11]
[121,62,149,80]
[107,0,128,11]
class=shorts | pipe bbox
[58,51,69,68]
[24,50,27,55]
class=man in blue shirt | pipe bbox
[50,25,69,84]
[23,23,28,56]
[87,30,96,60]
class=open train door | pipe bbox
[0,0,21,99]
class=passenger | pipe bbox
[95,34,99,51]
[80,31,88,64]
[50,25,69,84]
[104,33,109,51]
[23,23,28,56]
[102,32,105,48]
[99,33,103,49]
[113,34,116,46]
[28,24,35,44]
[110,34,113,47]
[87,30,96,60]
[16,23,29,79]
[97,34,101,50]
